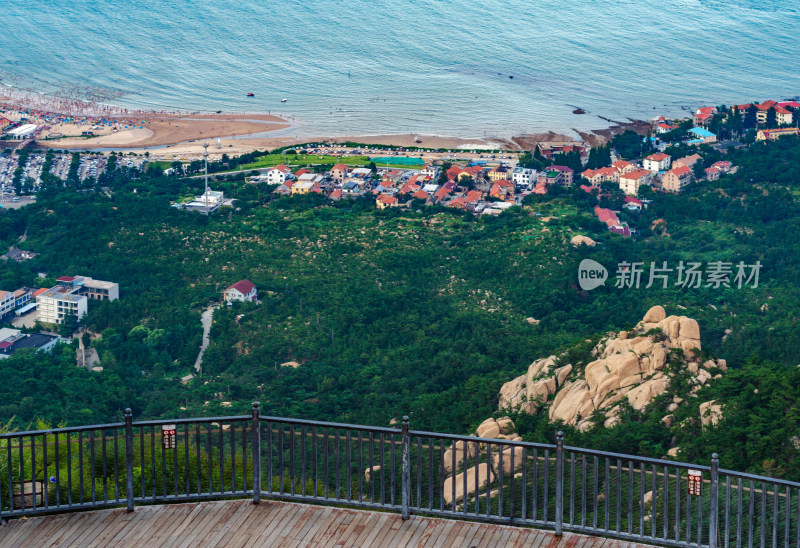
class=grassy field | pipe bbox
[234,154,423,171]
[239,154,372,170]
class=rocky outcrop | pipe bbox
[571,235,597,247]
[498,306,726,432]
[699,400,723,427]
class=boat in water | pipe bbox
[246,93,255,97]
[281,98,287,103]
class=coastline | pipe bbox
[1,85,653,158]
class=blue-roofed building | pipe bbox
[687,127,717,144]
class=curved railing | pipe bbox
[1,402,797,548]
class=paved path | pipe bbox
[0,499,660,548]
[181,304,217,383]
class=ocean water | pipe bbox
[2,0,799,139]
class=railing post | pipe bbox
[252,402,261,504]
[124,408,134,513]
[555,431,564,536]
[709,453,720,548]
[401,415,410,520]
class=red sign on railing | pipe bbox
[162,424,176,449]
[688,469,702,496]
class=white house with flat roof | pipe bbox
[5,124,37,140]
[36,286,88,325]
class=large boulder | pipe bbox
[626,377,670,410]
[443,439,478,473]
[571,235,596,247]
[498,375,526,409]
[549,380,593,423]
[643,306,666,323]
[443,463,493,505]
[679,318,701,340]
[476,418,501,439]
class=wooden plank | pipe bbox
[0,500,670,548]
[159,502,226,548]
[204,501,276,547]
[244,503,312,548]
[276,505,323,548]
[304,507,351,548]
[188,500,252,547]
[419,517,456,548]
[363,514,402,548]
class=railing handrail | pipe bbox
[2,403,800,548]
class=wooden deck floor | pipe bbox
[0,500,659,548]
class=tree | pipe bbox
[460,175,475,190]
[59,312,79,338]
[743,105,758,129]
[766,107,777,128]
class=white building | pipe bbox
[512,167,537,190]
[224,280,257,303]
[619,169,653,196]
[0,290,15,318]
[75,276,120,301]
[642,153,671,173]
[266,164,292,185]
[36,286,88,325]
[5,124,37,140]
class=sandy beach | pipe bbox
[0,85,650,159]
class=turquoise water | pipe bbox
[371,157,424,165]
[2,0,799,138]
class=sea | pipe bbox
[2,0,799,139]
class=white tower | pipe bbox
[203,142,209,215]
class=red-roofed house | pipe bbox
[328,189,344,201]
[705,161,733,181]
[582,166,618,186]
[224,280,257,303]
[619,169,653,196]
[643,153,671,172]
[434,186,452,202]
[447,197,469,210]
[376,194,399,210]
[662,166,692,193]
[330,164,350,182]
[294,168,310,178]
[673,154,702,169]
[624,196,643,209]
[32,287,50,297]
[465,190,483,203]
[612,160,637,177]
[57,276,76,283]
[412,190,429,201]
[550,165,574,185]
[446,166,464,181]
[656,122,679,133]
[694,107,716,127]
[594,207,630,237]
[775,106,794,126]
[756,127,800,141]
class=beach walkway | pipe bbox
[0,499,658,548]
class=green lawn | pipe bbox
[239,154,372,170]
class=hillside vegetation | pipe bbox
[1,136,800,477]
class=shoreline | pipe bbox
[1,85,654,158]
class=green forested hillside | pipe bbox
[1,136,800,476]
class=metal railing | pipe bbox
[0,402,797,548]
